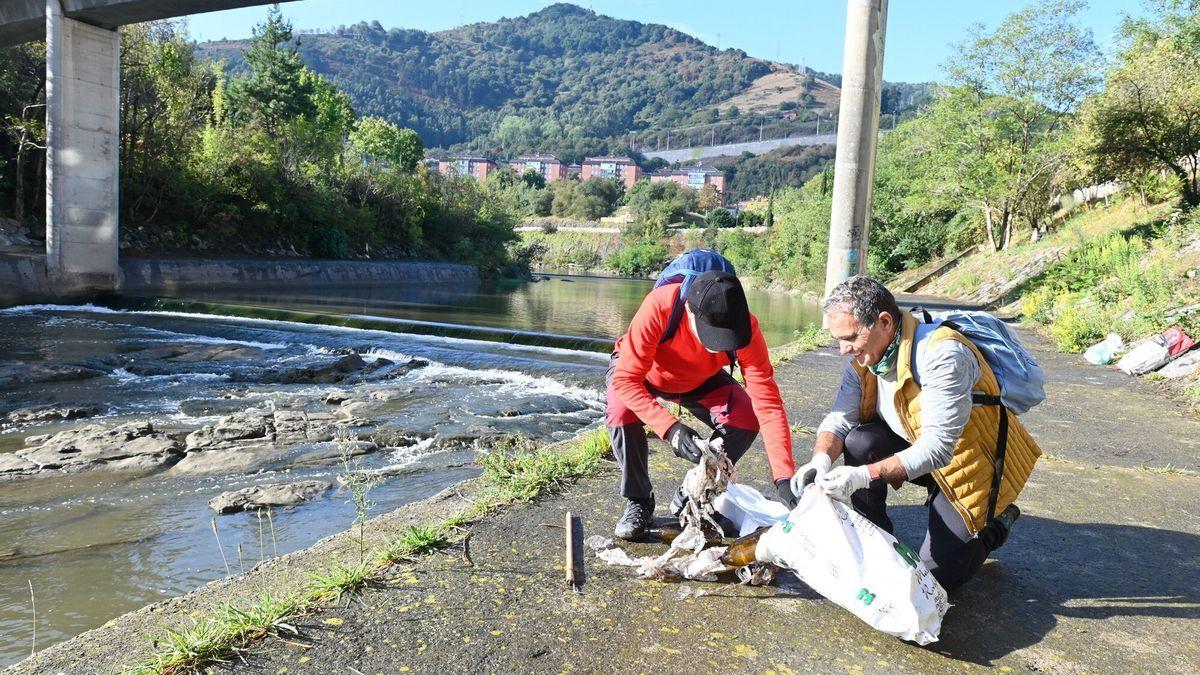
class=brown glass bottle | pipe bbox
[719,527,767,567]
[647,522,723,544]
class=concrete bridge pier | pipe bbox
[44,0,120,292]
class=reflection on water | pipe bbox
[162,274,822,347]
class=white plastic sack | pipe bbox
[1084,333,1124,365]
[755,486,950,645]
[1116,336,1170,375]
[713,482,790,536]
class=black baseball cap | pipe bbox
[686,271,752,351]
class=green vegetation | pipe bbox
[714,144,837,202]
[135,427,612,674]
[1019,207,1200,352]
[0,9,518,271]
[139,593,298,673]
[201,4,770,159]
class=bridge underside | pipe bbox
[1,0,290,47]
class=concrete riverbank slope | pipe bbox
[10,328,1200,674]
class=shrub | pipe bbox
[606,240,668,277]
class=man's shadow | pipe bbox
[887,504,1200,666]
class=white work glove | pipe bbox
[789,453,833,496]
[817,465,872,504]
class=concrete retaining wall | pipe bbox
[0,254,480,305]
[119,258,479,292]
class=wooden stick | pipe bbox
[564,511,576,589]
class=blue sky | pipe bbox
[185,1,1146,83]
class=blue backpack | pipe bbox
[912,307,1045,526]
[654,249,739,361]
[912,308,1046,414]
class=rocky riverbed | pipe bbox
[0,303,608,667]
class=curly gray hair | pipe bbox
[823,275,901,329]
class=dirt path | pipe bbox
[211,328,1200,674]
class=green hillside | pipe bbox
[200,3,777,160]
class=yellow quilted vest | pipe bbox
[855,313,1042,535]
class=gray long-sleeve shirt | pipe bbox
[817,336,981,479]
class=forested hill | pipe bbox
[198,3,794,160]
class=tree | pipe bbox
[301,68,355,170]
[1075,3,1200,205]
[350,117,424,172]
[521,168,546,189]
[705,208,736,228]
[625,179,697,226]
[226,4,315,140]
[697,183,722,211]
[916,0,1101,249]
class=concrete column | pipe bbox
[45,0,120,291]
[824,0,887,298]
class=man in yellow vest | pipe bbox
[794,276,1040,591]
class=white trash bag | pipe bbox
[755,486,950,645]
[1116,335,1170,375]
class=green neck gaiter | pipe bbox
[869,323,902,377]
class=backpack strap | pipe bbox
[659,285,687,344]
[973,393,1009,526]
[914,305,1008,527]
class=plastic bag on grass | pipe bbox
[1084,333,1124,365]
[755,486,950,645]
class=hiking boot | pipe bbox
[985,504,1021,551]
[614,496,655,541]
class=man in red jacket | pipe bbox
[606,270,797,540]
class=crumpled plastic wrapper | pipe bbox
[589,439,739,582]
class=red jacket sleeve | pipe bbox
[739,318,795,481]
[612,292,679,439]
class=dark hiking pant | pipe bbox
[841,421,996,593]
[605,353,759,503]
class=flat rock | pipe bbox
[0,453,38,475]
[324,391,352,405]
[288,440,378,467]
[208,480,333,514]
[265,354,367,384]
[185,411,272,450]
[15,421,182,473]
[6,403,103,424]
[0,362,104,388]
[185,409,344,451]
[168,446,284,476]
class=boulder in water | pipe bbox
[209,480,333,514]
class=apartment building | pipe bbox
[580,156,642,189]
[649,165,727,204]
[509,155,568,182]
[437,156,498,181]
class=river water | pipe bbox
[0,274,819,667]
